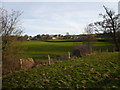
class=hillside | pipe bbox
[2,52,120,89]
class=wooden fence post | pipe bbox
[19,59,22,69]
[48,55,51,65]
[68,51,71,59]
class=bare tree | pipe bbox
[90,6,120,51]
[0,8,24,74]
[0,8,23,36]
[83,24,96,53]
[0,8,23,50]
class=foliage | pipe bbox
[2,52,120,88]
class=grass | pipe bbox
[20,41,113,59]
[2,52,120,88]
[21,41,74,59]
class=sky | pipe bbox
[1,0,120,2]
[0,1,118,36]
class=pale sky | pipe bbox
[1,0,120,2]
[0,1,118,36]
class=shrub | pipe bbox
[72,46,90,57]
[2,36,26,75]
[2,57,20,75]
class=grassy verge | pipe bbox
[2,52,120,88]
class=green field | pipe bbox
[3,52,120,88]
[21,41,113,59]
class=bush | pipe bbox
[2,36,26,75]
[72,46,91,57]
[2,57,20,75]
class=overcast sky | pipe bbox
[1,0,120,2]
[0,1,118,36]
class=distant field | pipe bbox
[3,52,120,88]
[20,41,113,59]
[21,41,75,59]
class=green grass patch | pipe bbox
[20,41,75,59]
[20,41,113,59]
[2,52,120,88]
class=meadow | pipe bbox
[3,52,120,88]
[21,41,113,59]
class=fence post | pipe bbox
[68,51,71,59]
[48,55,51,65]
[19,59,22,69]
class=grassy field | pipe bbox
[21,41,113,59]
[3,52,120,88]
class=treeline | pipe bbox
[16,33,114,42]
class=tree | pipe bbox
[83,24,96,53]
[0,8,23,36]
[0,8,24,74]
[23,34,29,40]
[90,6,120,51]
[66,32,69,35]
[0,8,23,50]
